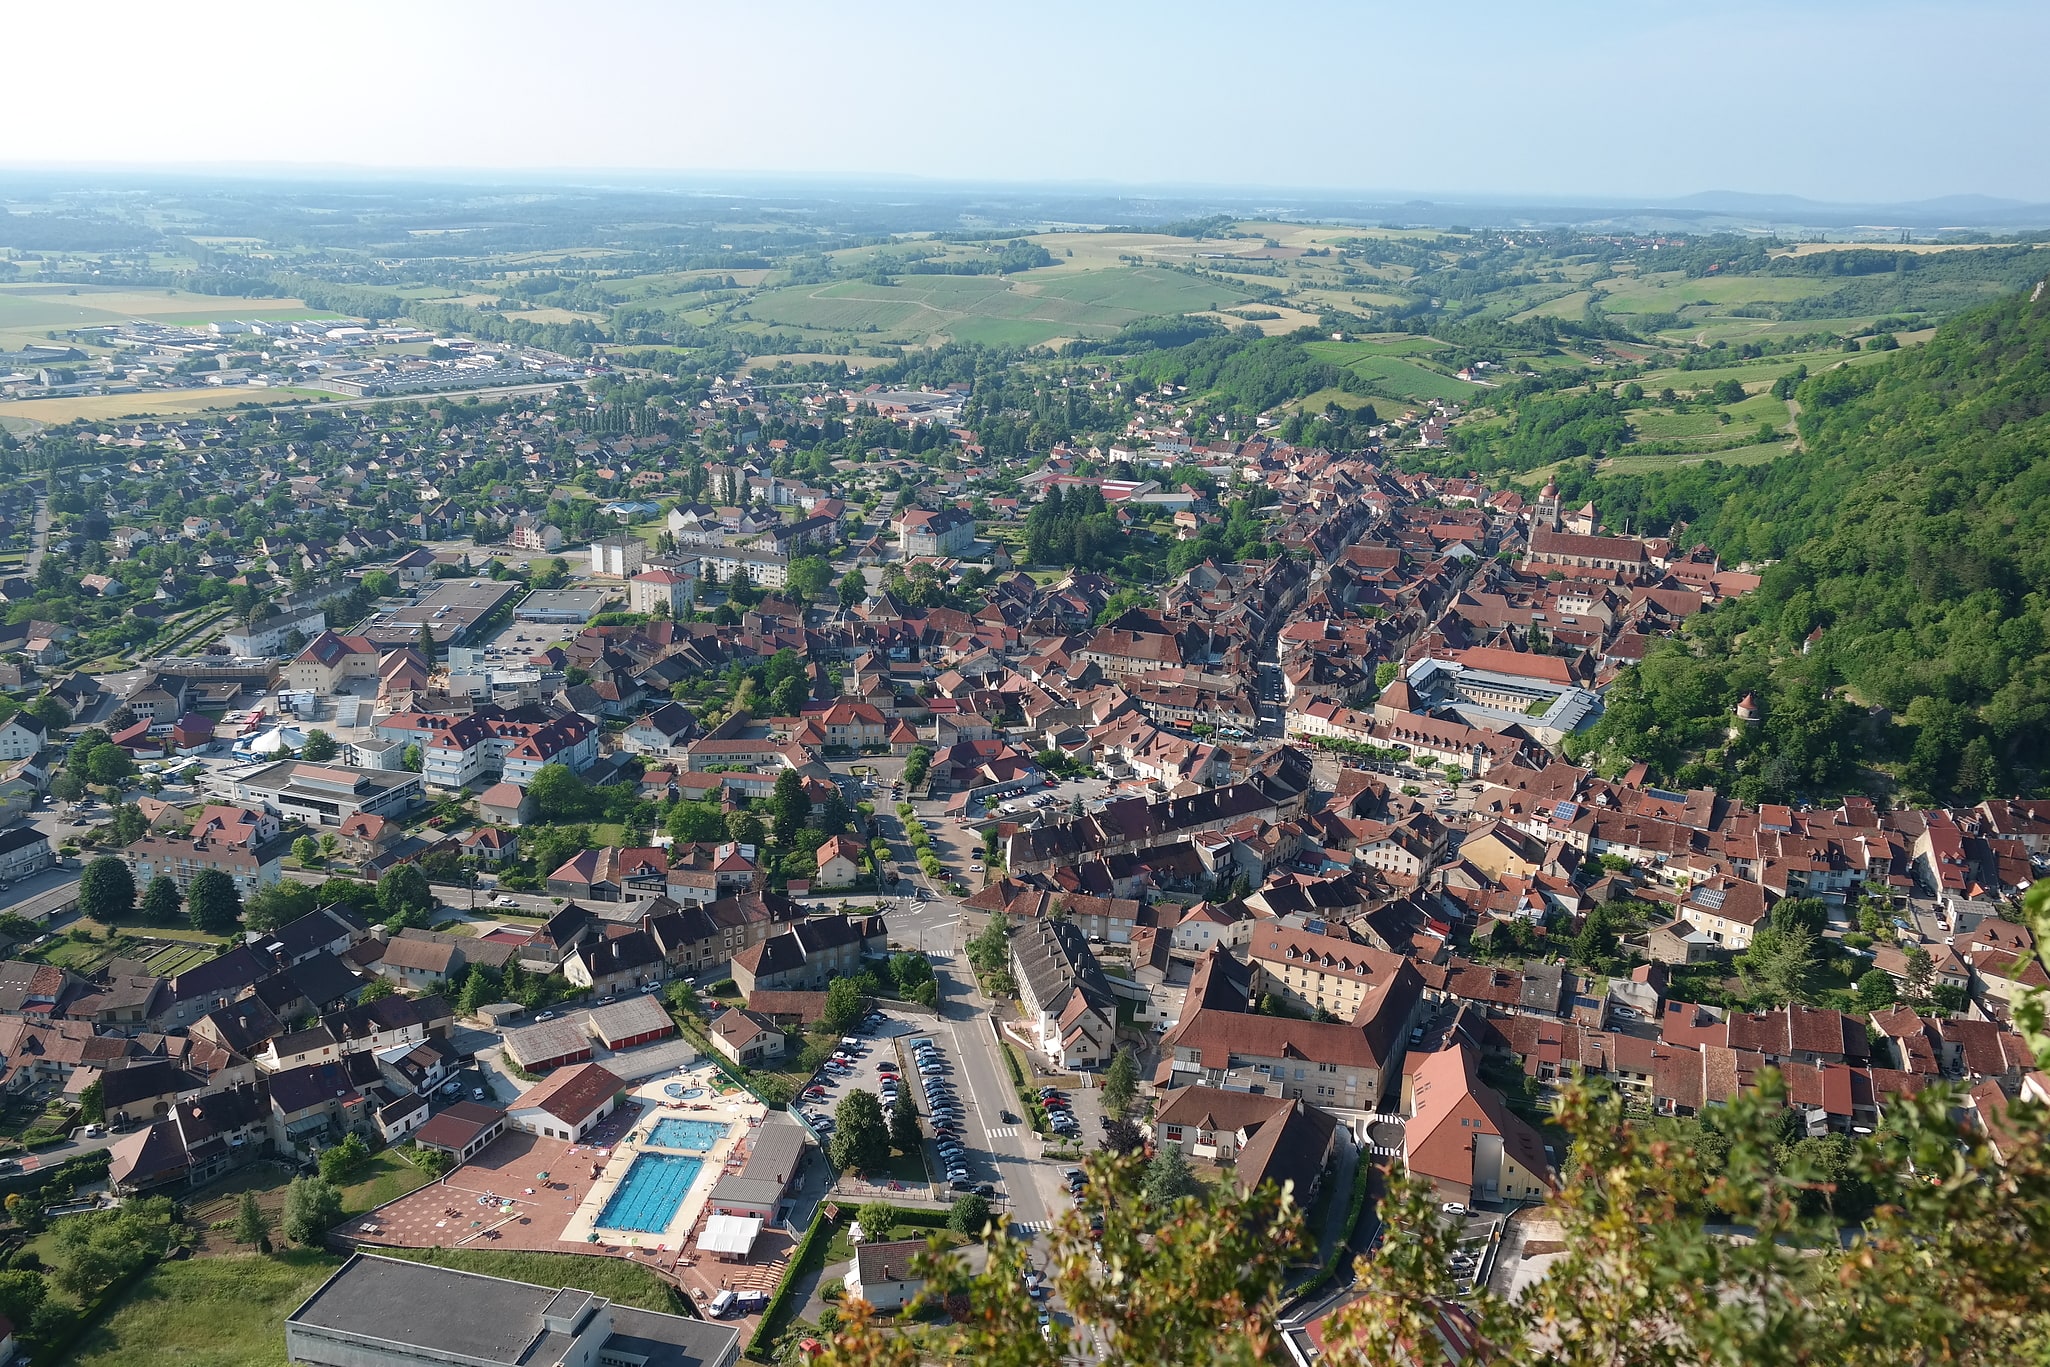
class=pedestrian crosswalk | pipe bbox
[1008,1219,1049,1235]
[986,1125,1020,1139]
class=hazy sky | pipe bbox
[11,0,2045,203]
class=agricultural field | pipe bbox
[738,265,1257,349]
[1302,339,1480,404]
[0,387,328,425]
[0,283,339,349]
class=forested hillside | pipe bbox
[1567,279,2050,804]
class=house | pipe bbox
[1159,948,1421,1112]
[1010,919,1117,1070]
[1403,1042,1556,1206]
[815,835,865,889]
[710,1008,786,1068]
[477,781,536,826]
[621,702,701,759]
[455,825,515,865]
[1152,1085,1340,1198]
[283,1254,741,1367]
[729,914,887,997]
[0,714,44,762]
[846,1238,931,1312]
[0,825,54,883]
[564,930,666,996]
[268,1060,371,1158]
[508,1061,625,1142]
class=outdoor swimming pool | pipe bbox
[647,1117,729,1152]
[594,1151,703,1233]
[663,1083,709,1100]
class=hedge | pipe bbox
[0,1148,111,1199]
[1295,1145,1377,1299]
[995,1032,1051,1134]
[747,1204,831,1360]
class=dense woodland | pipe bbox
[1568,283,2050,803]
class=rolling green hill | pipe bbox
[1565,278,2050,804]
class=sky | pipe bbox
[10,0,2047,204]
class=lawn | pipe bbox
[339,1150,437,1215]
[66,1248,343,1367]
[375,1245,688,1312]
[821,1218,962,1267]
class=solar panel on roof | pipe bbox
[1648,788,1685,803]
[1553,801,1578,820]
[1693,887,1726,910]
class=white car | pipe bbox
[492,894,519,907]
[1441,1202,1468,1216]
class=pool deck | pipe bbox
[345,1061,801,1313]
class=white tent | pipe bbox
[697,1214,763,1259]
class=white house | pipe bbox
[0,714,45,762]
[507,1062,625,1143]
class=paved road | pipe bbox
[21,496,49,580]
[928,955,1060,1237]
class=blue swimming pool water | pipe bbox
[647,1117,729,1151]
[595,1152,703,1233]
[664,1083,709,1100]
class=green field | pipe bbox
[742,266,1256,348]
[1302,340,1477,403]
[1602,440,1790,474]
[1594,271,1838,314]
[374,1246,690,1312]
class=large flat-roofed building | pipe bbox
[285,1252,741,1367]
[360,580,524,649]
[514,588,616,624]
[224,762,423,828]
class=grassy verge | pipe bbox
[65,1248,342,1367]
[998,1038,1051,1134]
[376,1245,688,1312]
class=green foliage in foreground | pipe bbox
[808,1056,2050,1367]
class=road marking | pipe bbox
[1009,1219,1048,1234]
[987,1125,1019,1139]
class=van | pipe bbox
[708,1290,738,1319]
[840,1037,862,1050]
[736,1290,770,1314]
